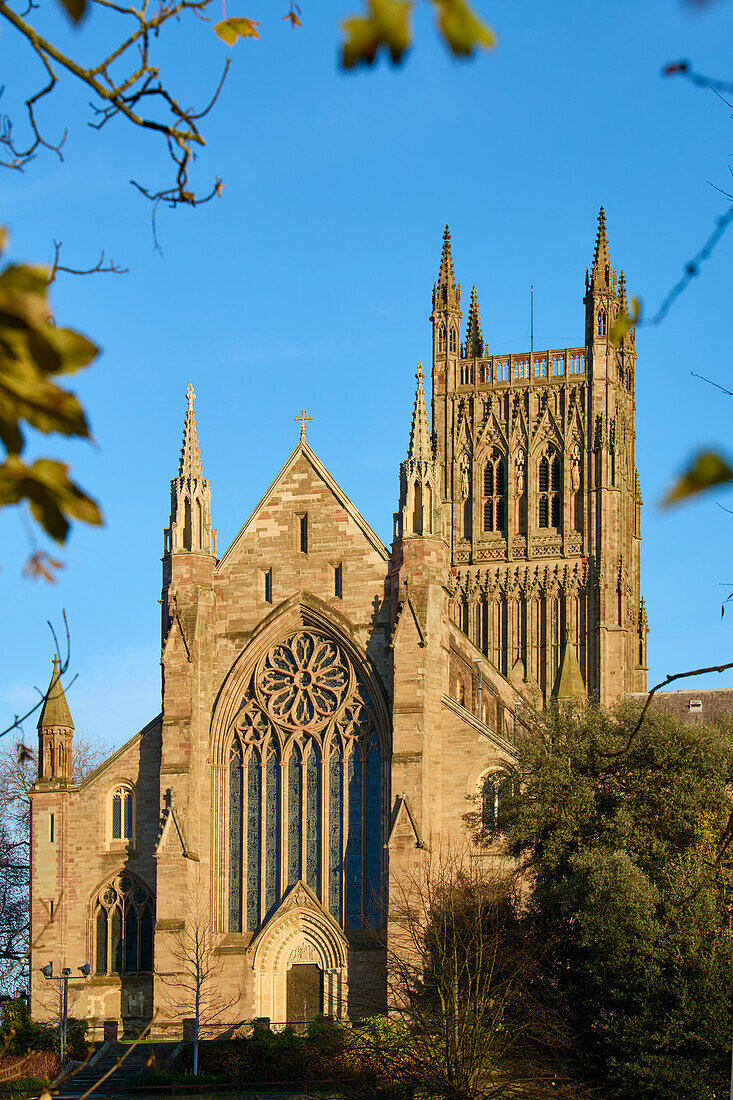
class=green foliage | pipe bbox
[662,449,733,506]
[506,703,733,1100]
[0,1001,88,1062]
[193,1021,365,1082]
[0,1000,54,1055]
[609,296,640,344]
[0,230,102,550]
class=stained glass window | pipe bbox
[111,787,133,840]
[247,752,262,934]
[229,743,243,932]
[329,741,343,924]
[306,742,321,896]
[346,742,362,929]
[288,745,302,888]
[264,743,280,924]
[93,875,153,975]
[365,732,381,928]
[226,629,384,936]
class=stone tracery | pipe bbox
[227,628,383,939]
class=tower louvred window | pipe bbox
[483,448,506,533]
[539,448,562,530]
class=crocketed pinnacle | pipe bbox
[465,285,484,357]
[592,206,610,278]
[437,225,456,292]
[552,624,587,701]
[178,382,203,480]
[618,269,628,311]
[37,655,74,730]
[407,362,432,463]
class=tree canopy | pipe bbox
[500,703,733,1100]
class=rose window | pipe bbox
[258,631,350,730]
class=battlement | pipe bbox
[453,347,586,389]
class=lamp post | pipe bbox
[40,962,91,1063]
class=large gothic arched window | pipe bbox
[93,874,154,975]
[228,630,383,938]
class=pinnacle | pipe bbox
[37,654,74,730]
[552,629,587,701]
[592,206,610,275]
[178,382,203,480]
[465,285,484,357]
[618,269,628,311]
[407,361,432,463]
[437,224,456,291]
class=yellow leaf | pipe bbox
[432,0,495,57]
[609,296,641,345]
[0,455,102,543]
[662,450,733,507]
[341,0,412,69]
[214,17,260,45]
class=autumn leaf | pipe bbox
[0,455,102,543]
[24,550,65,583]
[283,4,301,27]
[432,0,495,57]
[662,450,733,507]
[214,16,260,45]
[341,0,412,68]
[609,296,641,345]
[663,60,689,76]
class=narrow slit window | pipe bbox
[300,514,308,554]
[334,564,343,599]
[49,813,55,843]
[264,568,273,604]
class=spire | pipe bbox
[465,285,484,358]
[37,655,73,730]
[591,206,612,288]
[178,383,203,480]
[437,225,456,293]
[552,625,587,702]
[407,362,432,463]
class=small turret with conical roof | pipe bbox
[37,655,74,781]
[165,384,216,556]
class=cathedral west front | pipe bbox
[29,211,649,1034]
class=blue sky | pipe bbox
[2,0,733,749]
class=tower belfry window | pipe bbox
[597,310,607,336]
[483,449,506,533]
[539,449,562,530]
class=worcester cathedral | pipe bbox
[30,210,650,1034]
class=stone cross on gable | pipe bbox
[295,409,312,441]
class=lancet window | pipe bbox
[227,630,384,937]
[538,449,562,530]
[481,771,513,831]
[111,786,134,840]
[483,448,506,533]
[93,874,154,975]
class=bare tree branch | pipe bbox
[0,0,231,206]
[48,241,128,284]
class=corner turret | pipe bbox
[37,656,74,781]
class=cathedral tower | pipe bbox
[432,212,647,707]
